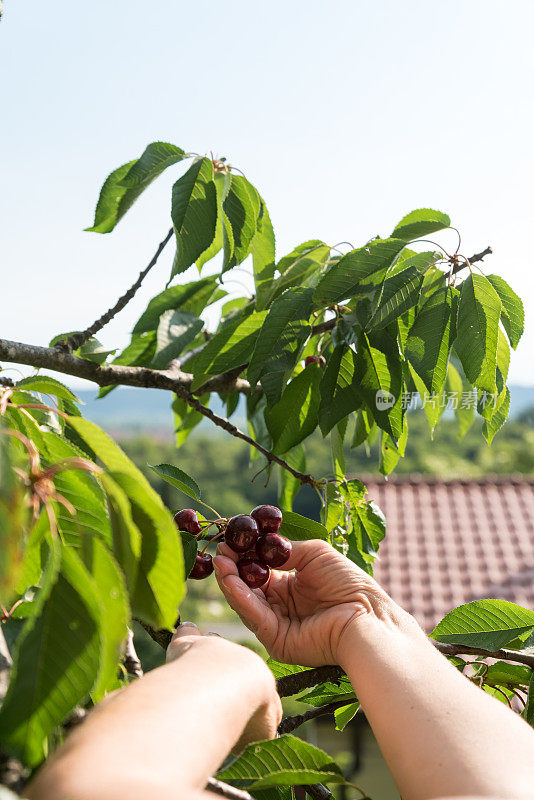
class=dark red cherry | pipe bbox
[304,355,320,366]
[237,558,270,588]
[250,505,283,535]
[225,515,259,553]
[257,533,292,568]
[174,509,201,535]
[189,552,214,579]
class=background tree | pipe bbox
[0,143,530,800]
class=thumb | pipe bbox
[213,555,275,641]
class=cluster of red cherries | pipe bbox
[173,505,292,589]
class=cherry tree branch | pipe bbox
[0,338,317,486]
[61,228,174,352]
[278,699,358,734]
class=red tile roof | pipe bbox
[363,475,534,632]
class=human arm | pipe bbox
[214,539,534,800]
[26,623,282,800]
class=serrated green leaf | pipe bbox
[152,310,203,368]
[222,175,261,270]
[482,386,510,444]
[313,238,406,307]
[405,287,453,395]
[264,241,330,307]
[133,278,218,334]
[318,346,360,436]
[278,510,328,541]
[380,419,408,475]
[446,362,474,440]
[353,329,403,440]
[391,208,450,240]
[265,367,321,453]
[368,265,425,330]
[252,201,276,310]
[118,141,186,187]
[342,479,385,566]
[86,143,185,233]
[454,274,501,393]
[147,463,201,501]
[15,377,80,404]
[101,473,141,597]
[482,661,531,688]
[171,158,218,278]
[190,309,267,389]
[248,288,314,387]
[218,734,345,789]
[487,274,524,349]
[334,702,360,731]
[81,537,129,701]
[432,599,534,650]
[0,544,101,766]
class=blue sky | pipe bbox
[1,0,533,386]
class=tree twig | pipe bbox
[431,640,534,668]
[278,699,358,734]
[133,617,174,650]
[206,778,254,800]
[61,228,174,352]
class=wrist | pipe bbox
[335,595,425,671]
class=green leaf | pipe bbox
[80,537,129,701]
[368,265,425,330]
[180,532,198,577]
[446,362,474,440]
[487,274,524,349]
[278,445,306,510]
[222,175,261,270]
[152,310,203,368]
[248,288,314,387]
[351,406,376,449]
[171,158,218,278]
[101,473,141,597]
[432,599,534,650]
[190,309,267,388]
[15,376,80,404]
[334,702,360,731]
[318,347,360,436]
[522,672,534,727]
[482,661,531,688]
[380,421,408,475]
[454,274,501,393]
[408,364,444,437]
[133,278,218,334]
[313,238,406,307]
[78,336,116,365]
[86,142,185,233]
[353,329,403,440]
[218,734,345,789]
[109,471,184,629]
[118,141,186,187]
[264,241,330,307]
[391,208,450,240]
[405,287,453,395]
[252,201,276,310]
[343,479,386,565]
[482,386,510,444]
[0,544,101,766]
[147,463,201,501]
[265,367,321,454]
[172,393,209,447]
[278,510,328,541]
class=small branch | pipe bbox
[451,245,492,275]
[278,699,358,734]
[432,640,534,669]
[303,785,333,800]
[62,228,174,352]
[206,778,254,800]
[123,628,144,678]
[277,666,344,698]
[0,377,14,388]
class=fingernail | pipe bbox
[205,632,221,637]
[178,621,197,628]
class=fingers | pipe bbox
[277,538,332,572]
[166,621,201,662]
[213,554,273,640]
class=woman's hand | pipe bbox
[166,622,282,752]
[213,539,401,667]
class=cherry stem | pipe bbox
[200,529,226,556]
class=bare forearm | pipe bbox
[339,608,534,800]
[27,639,267,800]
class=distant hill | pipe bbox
[74,384,534,436]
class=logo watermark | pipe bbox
[374,390,500,411]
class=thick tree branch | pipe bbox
[62,228,174,352]
[277,639,534,698]
[0,338,317,486]
[278,699,358,734]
